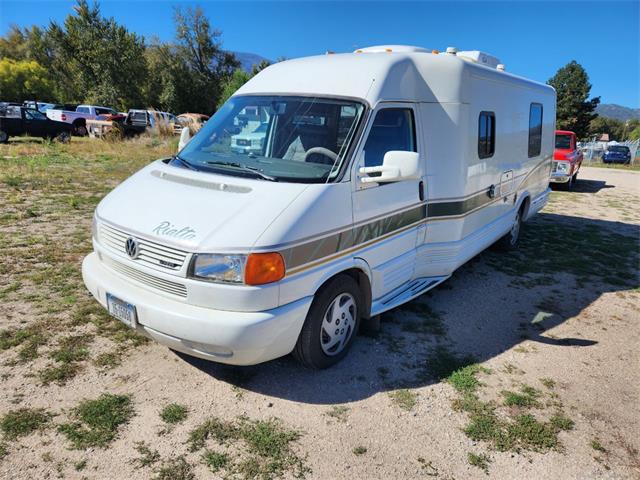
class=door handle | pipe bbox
[418,181,424,201]
[487,184,496,198]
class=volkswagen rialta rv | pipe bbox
[83,46,555,368]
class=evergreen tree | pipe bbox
[547,60,600,139]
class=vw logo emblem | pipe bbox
[125,237,140,259]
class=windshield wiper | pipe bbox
[171,154,197,170]
[205,161,278,182]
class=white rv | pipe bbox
[82,45,555,368]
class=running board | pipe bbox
[370,275,450,317]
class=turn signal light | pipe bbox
[245,252,285,285]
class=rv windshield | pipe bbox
[177,95,365,183]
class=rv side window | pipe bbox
[478,112,495,159]
[528,103,543,157]
[363,108,416,168]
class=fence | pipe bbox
[580,139,639,165]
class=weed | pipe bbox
[540,377,556,389]
[202,450,229,473]
[39,363,82,386]
[0,408,52,439]
[325,405,350,423]
[549,413,574,431]
[591,438,607,452]
[132,441,160,468]
[468,452,491,474]
[49,334,92,364]
[417,457,439,476]
[156,456,194,480]
[74,459,87,471]
[187,417,237,452]
[448,364,485,394]
[58,394,134,449]
[423,345,476,380]
[93,351,122,369]
[502,385,542,408]
[0,442,7,460]
[388,389,418,411]
[160,403,188,425]
[353,445,367,455]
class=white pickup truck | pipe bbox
[46,105,118,136]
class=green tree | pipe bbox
[589,116,625,141]
[172,6,239,113]
[547,60,600,139]
[0,58,55,101]
[217,69,251,108]
[47,0,147,109]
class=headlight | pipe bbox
[189,252,286,285]
[555,161,570,173]
[191,254,246,283]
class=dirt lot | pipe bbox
[0,138,639,480]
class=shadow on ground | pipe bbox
[175,213,639,404]
[551,178,614,194]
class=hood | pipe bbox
[96,160,309,252]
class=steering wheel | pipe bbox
[304,147,339,164]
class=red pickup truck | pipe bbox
[550,130,583,189]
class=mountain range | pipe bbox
[232,51,272,72]
[596,104,640,122]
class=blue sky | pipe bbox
[1,0,638,107]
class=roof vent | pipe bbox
[457,50,502,69]
[445,47,458,55]
[497,64,506,71]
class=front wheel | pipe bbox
[0,130,8,143]
[293,274,362,369]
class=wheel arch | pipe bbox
[307,258,373,320]
[517,192,531,222]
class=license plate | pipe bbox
[237,139,249,146]
[106,293,137,328]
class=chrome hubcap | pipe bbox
[320,293,356,356]
[510,212,520,245]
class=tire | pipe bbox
[0,130,8,143]
[293,274,362,369]
[73,122,87,136]
[55,131,71,143]
[494,206,523,251]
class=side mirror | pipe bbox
[359,151,420,183]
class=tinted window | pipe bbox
[555,134,571,149]
[24,109,46,121]
[609,146,629,153]
[478,112,495,158]
[528,103,543,157]
[363,108,416,167]
[76,107,89,113]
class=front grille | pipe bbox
[100,224,188,271]
[236,139,250,146]
[102,255,187,298]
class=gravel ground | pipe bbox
[0,161,638,480]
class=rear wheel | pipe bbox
[73,122,87,136]
[494,207,523,251]
[55,131,71,143]
[0,130,8,143]
[293,274,362,369]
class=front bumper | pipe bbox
[82,252,312,365]
[549,172,571,183]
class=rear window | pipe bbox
[555,134,571,149]
[0,106,21,118]
[609,146,629,153]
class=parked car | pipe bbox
[176,113,209,134]
[82,45,555,368]
[0,105,73,143]
[47,104,118,136]
[122,109,179,136]
[231,123,269,154]
[550,130,583,189]
[602,145,632,164]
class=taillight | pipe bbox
[61,114,67,121]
